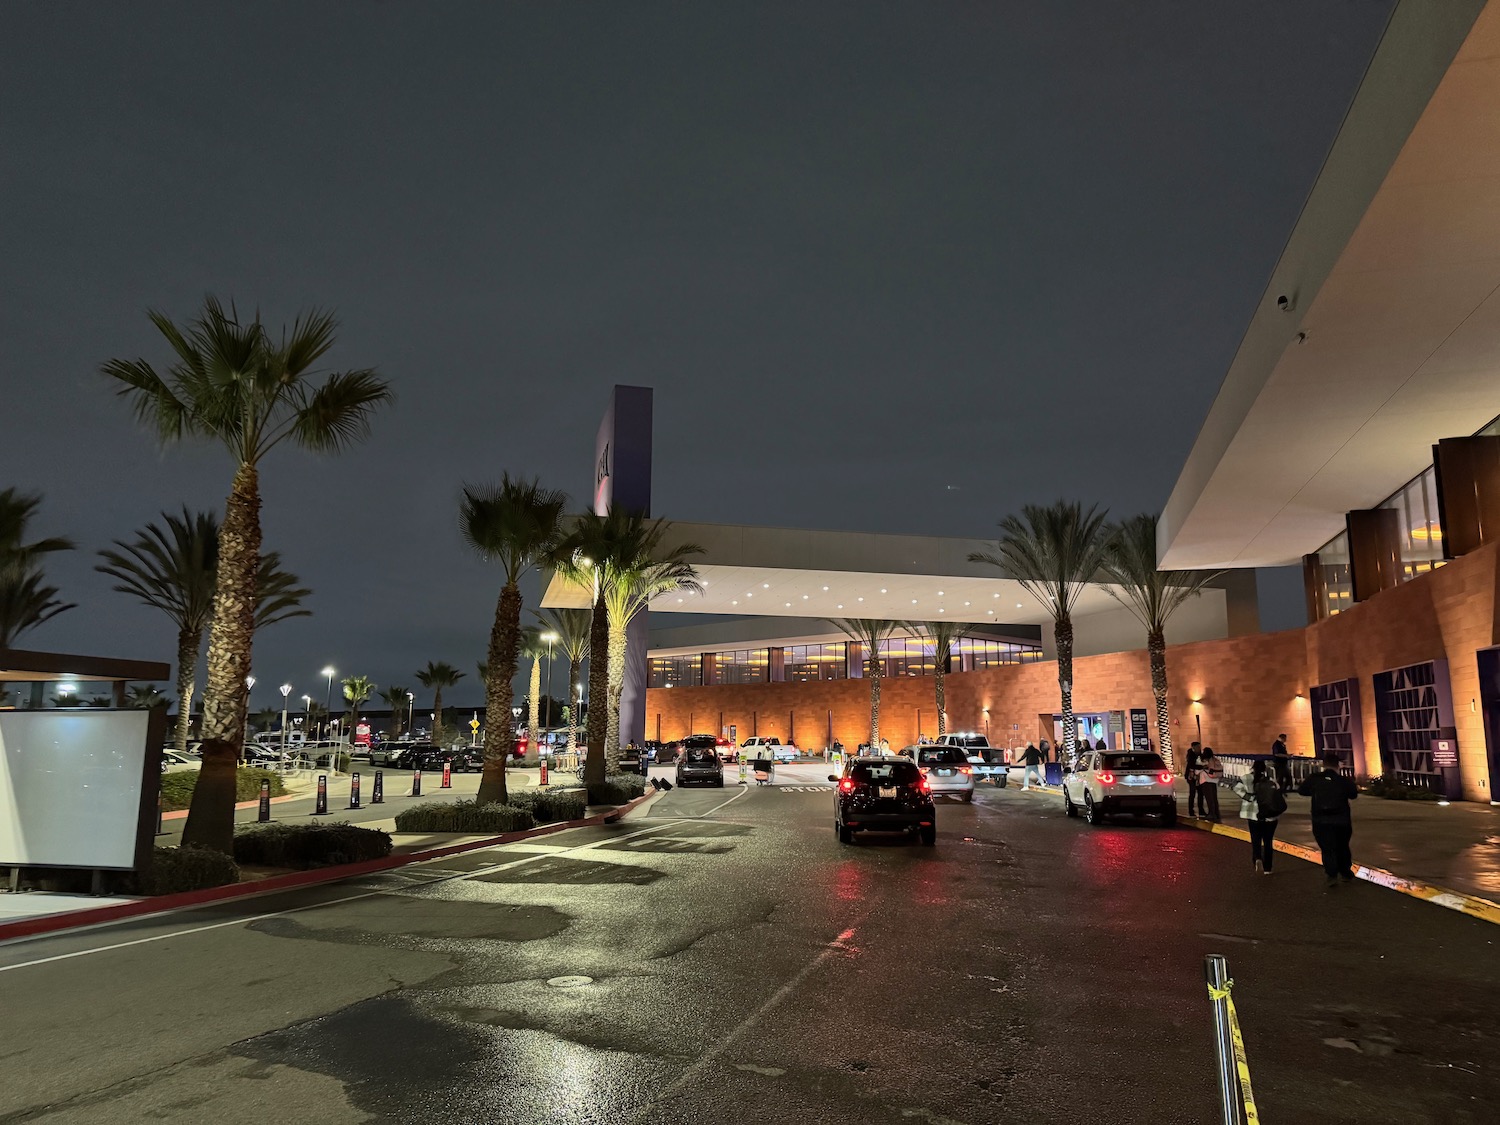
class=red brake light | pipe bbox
[917,778,931,794]
[1098,771,1115,785]
[959,766,972,774]
[1158,772,1174,785]
[839,778,855,792]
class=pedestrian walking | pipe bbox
[1230,761,1288,874]
[1298,752,1359,886]
[1196,747,1223,822]
[1021,742,1044,789]
[1271,733,1292,792]
[879,737,890,756]
[1184,743,1202,818]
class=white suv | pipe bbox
[913,745,975,802]
[1062,750,1177,826]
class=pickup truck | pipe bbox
[934,733,1009,786]
[741,736,800,762]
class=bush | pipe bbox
[508,788,587,824]
[233,822,392,869]
[393,799,535,834]
[157,767,288,812]
[1364,775,1444,801]
[587,773,649,806]
[132,845,241,895]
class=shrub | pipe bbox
[233,822,392,869]
[157,767,288,812]
[393,799,535,834]
[587,773,649,806]
[508,788,587,824]
[1364,775,1443,801]
[132,845,241,895]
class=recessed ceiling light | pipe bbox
[746,593,753,598]
[762,583,770,589]
[911,599,918,604]
[857,597,864,602]
[937,591,944,596]
[836,604,843,609]
[732,600,739,605]
[676,598,683,603]
[821,585,829,591]
[880,588,887,593]
[938,608,945,613]
[964,601,971,606]
[987,610,994,615]
[784,602,791,607]
[993,593,999,598]
[802,594,809,600]
[1017,602,1023,608]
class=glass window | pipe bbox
[1311,530,1353,619]
[716,649,769,685]
[784,643,847,682]
[648,656,701,689]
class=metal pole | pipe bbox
[1205,954,1240,1125]
[544,638,554,749]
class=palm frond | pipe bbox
[968,500,1113,622]
[1100,513,1224,632]
[415,661,465,690]
[254,551,313,628]
[460,474,569,585]
[282,369,394,456]
[534,608,592,663]
[0,569,75,647]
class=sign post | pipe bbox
[314,774,328,816]
[1129,709,1152,756]
[411,769,422,798]
[348,772,362,810]
[257,779,272,822]
[372,770,384,804]
[540,760,549,786]
[441,762,452,789]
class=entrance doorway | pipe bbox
[1052,711,1129,752]
[1479,647,1500,802]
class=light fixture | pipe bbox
[987,610,994,615]
[1016,602,1023,608]
[937,591,944,596]
[802,594,809,600]
[762,583,770,589]
[964,601,970,606]
[822,585,829,591]
[857,597,864,602]
[911,599,918,604]
[785,602,791,607]
[732,600,739,605]
[836,604,843,609]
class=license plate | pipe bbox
[937,769,952,776]
[1124,775,1152,786]
[879,786,898,798]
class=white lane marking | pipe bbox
[625,922,861,1124]
[658,785,749,820]
[0,821,675,975]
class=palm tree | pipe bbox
[341,675,374,743]
[556,512,702,776]
[460,475,568,803]
[415,661,464,747]
[536,608,590,753]
[970,500,1112,766]
[1101,513,1223,772]
[97,508,311,754]
[828,618,900,750]
[125,684,170,710]
[905,619,970,737]
[0,488,76,647]
[379,684,411,738]
[104,296,391,853]
[520,626,545,762]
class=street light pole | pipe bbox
[242,675,256,760]
[322,666,336,741]
[279,683,292,760]
[542,631,558,756]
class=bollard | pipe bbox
[441,762,452,789]
[314,774,329,816]
[156,792,165,836]
[539,760,549,786]
[372,770,384,804]
[257,779,272,822]
[348,772,362,810]
[411,769,422,797]
[738,760,747,786]
[1205,953,1260,1125]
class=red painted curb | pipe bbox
[0,789,658,945]
[160,791,305,821]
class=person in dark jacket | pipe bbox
[1021,742,1044,789]
[1196,748,1224,822]
[1271,733,1292,792]
[1298,753,1359,885]
[1184,743,1202,817]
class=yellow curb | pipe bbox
[1183,816,1500,927]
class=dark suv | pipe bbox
[830,757,936,845]
[675,735,724,787]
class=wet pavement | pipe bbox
[3,769,1500,1123]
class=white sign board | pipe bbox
[0,710,151,869]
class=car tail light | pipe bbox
[959,766,972,774]
[839,778,855,793]
[1158,771,1174,785]
[917,778,931,794]
[1098,771,1115,785]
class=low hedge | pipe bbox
[158,767,289,812]
[507,788,587,824]
[393,799,535,834]
[587,773,649,806]
[1364,775,1444,801]
[233,822,392,869]
[133,845,241,895]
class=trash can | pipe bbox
[1044,762,1063,786]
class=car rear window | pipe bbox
[683,736,717,750]
[684,748,719,763]
[918,747,970,765]
[1103,753,1166,771]
[851,760,920,786]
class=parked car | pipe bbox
[830,757,936,845]
[741,736,799,762]
[161,751,199,772]
[933,733,1008,785]
[241,745,286,769]
[716,736,736,762]
[906,745,975,802]
[1062,749,1177,826]
[676,735,724,787]
[369,740,414,766]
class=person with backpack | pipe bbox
[1229,761,1287,874]
[1299,753,1359,886]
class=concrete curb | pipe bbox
[0,788,659,946]
[1007,783,1500,927]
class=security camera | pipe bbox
[1276,294,1294,312]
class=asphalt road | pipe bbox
[4,771,1499,1123]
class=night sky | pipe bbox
[1,2,1395,710]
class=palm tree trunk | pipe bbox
[528,656,541,763]
[173,627,199,755]
[868,651,882,748]
[566,656,581,753]
[584,591,608,787]
[934,664,947,738]
[182,463,261,854]
[431,687,444,746]
[1056,614,1078,767]
[1149,628,1174,772]
[476,582,520,804]
[605,614,627,774]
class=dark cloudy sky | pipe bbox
[1,1,1394,709]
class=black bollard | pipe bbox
[348,772,362,810]
[258,779,272,822]
[314,774,329,816]
[372,770,384,804]
[411,769,422,798]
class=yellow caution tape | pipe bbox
[1207,978,1260,1125]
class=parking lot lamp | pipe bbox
[322,666,336,739]
[279,684,292,755]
